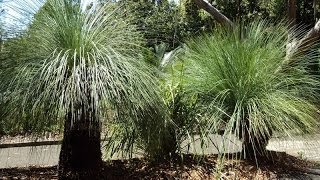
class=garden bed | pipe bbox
[1,152,319,179]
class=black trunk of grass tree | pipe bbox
[58,97,102,179]
[238,115,272,159]
[241,132,271,159]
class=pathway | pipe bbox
[0,134,320,169]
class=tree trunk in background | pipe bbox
[287,19,320,59]
[58,105,102,180]
[286,0,297,59]
[314,0,318,22]
[288,0,296,30]
[193,0,233,27]
[285,0,320,63]
[194,0,319,55]
[237,0,241,20]
[0,37,3,52]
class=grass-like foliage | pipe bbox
[3,0,160,137]
[183,21,320,159]
[106,44,212,161]
[105,44,197,160]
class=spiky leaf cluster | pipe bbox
[183,21,320,156]
[3,0,160,133]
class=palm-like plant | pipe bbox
[105,44,211,161]
[105,45,188,160]
[183,21,320,160]
[3,0,160,178]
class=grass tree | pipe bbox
[183,21,320,160]
[3,0,160,178]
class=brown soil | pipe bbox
[0,152,319,180]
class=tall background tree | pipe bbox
[120,0,181,50]
[0,0,5,52]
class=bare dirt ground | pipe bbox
[0,153,320,180]
[1,134,320,179]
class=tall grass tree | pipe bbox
[183,21,320,160]
[3,0,160,178]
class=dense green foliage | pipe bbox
[106,44,201,160]
[215,0,317,27]
[182,21,320,158]
[215,0,285,21]
[114,0,320,53]
[119,0,181,50]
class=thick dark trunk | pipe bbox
[161,126,178,160]
[58,107,102,179]
[288,0,297,29]
[242,131,271,159]
[238,118,272,159]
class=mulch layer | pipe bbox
[1,152,319,180]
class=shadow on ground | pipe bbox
[1,152,320,180]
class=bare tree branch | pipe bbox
[288,20,320,56]
[192,0,319,59]
[193,0,234,27]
